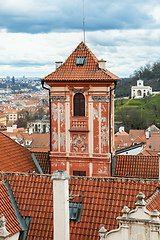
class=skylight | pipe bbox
[75,57,86,66]
[69,191,84,222]
[69,202,83,222]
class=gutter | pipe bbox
[41,80,51,174]
[109,80,117,176]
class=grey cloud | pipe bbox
[0,0,158,33]
[0,60,52,68]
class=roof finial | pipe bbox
[83,0,85,44]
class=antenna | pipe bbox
[83,0,85,44]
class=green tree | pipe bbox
[116,108,151,132]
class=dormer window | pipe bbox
[69,202,83,221]
[75,57,86,66]
[69,191,84,222]
[73,93,85,116]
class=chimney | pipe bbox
[29,128,32,135]
[55,61,63,70]
[51,170,70,240]
[98,59,106,70]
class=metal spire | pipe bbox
[83,0,85,44]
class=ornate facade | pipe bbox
[42,42,120,177]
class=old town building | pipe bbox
[42,42,120,177]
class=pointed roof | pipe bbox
[0,132,41,173]
[43,42,120,82]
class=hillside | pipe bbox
[115,62,160,97]
[115,94,160,132]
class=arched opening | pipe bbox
[73,93,85,116]
[137,90,142,96]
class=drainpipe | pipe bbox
[41,79,51,174]
[109,81,117,176]
[158,153,160,179]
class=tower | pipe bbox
[42,42,120,177]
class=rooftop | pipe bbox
[1,173,160,239]
[43,42,120,83]
[0,132,41,173]
[113,155,159,179]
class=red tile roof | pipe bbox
[43,42,120,82]
[29,133,50,148]
[129,129,146,141]
[114,129,146,151]
[139,149,160,156]
[1,173,160,239]
[147,125,159,131]
[146,188,160,212]
[31,151,50,174]
[0,181,22,236]
[0,173,53,239]
[0,132,40,173]
[145,132,160,151]
[113,155,159,178]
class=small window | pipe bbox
[73,171,86,176]
[69,204,79,220]
[74,93,85,116]
[69,191,84,222]
[75,57,86,66]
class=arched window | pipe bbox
[73,93,85,116]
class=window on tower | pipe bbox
[75,57,86,66]
[73,93,85,116]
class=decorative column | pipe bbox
[0,214,10,240]
[150,209,160,240]
[120,206,130,240]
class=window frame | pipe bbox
[73,93,85,117]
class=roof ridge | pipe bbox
[0,172,52,178]
[59,41,98,70]
[42,41,120,82]
[70,175,160,183]
[0,132,31,154]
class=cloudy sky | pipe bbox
[0,0,160,78]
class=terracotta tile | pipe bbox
[43,42,119,83]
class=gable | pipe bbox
[43,42,120,83]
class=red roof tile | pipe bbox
[145,132,160,151]
[146,189,160,212]
[139,149,160,156]
[114,155,159,178]
[0,181,22,236]
[0,132,40,173]
[1,173,160,239]
[129,129,146,141]
[31,151,50,174]
[43,42,120,83]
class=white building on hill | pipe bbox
[131,80,152,99]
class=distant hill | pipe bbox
[115,94,160,132]
[115,62,160,97]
